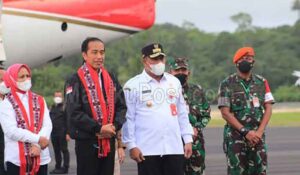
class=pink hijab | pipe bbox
[6,64,31,93]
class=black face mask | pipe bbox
[174,74,187,86]
[237,60,254,73]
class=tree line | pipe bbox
[31,21,300,105]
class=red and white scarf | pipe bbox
[77,63,115,157]
[7,91,45,175]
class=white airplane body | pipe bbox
[0,0,155,68]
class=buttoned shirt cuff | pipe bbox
[127,142,137,150]
[182,135,193,144]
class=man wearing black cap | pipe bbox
[122,43,193,175]
[168,57,211,175]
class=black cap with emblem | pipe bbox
[141,43,166,58]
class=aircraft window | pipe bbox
[61,22,68,32]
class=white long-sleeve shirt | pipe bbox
[122,70,193,156]
[0,92,52,166]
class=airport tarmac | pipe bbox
[48,127,300,175]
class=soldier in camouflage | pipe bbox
[218,47,275,175]
[168,57,211,175]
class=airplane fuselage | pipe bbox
[0,0,155,67]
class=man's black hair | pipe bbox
[81,37,104,53]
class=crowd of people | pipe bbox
[0,37,274,175]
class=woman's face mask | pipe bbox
[16,67,32,92]
[17,79,32,92]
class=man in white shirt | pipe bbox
[122,43,193,175]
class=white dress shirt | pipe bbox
[122,70,193,156]
[0,92,52,166]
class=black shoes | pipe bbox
[49,167,68,174]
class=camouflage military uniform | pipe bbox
[183,84,211,175]
[168,57,211,175]
[218,73,274,175]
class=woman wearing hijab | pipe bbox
[0,64,52,175]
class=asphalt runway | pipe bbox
[48,127,300,175]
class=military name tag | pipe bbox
[252,97,260,107]
[170,104,177,116]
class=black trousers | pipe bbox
[75,139,115,175]
[137,155,184,175]
[0,126,6,175]
[51,135,70,169]
[6,162,47,175]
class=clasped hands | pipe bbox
[96,123,116,139]
[30,136,49,157]
[245,130,263,146]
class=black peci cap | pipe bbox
[141,43,166,58]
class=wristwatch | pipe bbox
[239,127,249,137]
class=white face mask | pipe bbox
[0,81,10,95]
[17,79,32,92]
[150,62,165,76]
[54,97,63,104]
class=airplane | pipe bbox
[0,0,155,68]
[292,70,300,86]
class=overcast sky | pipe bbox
[156,0,298,33]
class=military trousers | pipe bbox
[184,130,205,175]
[223,132,267,175]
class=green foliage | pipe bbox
[31,21,300,103]
[274,86,300,102]
[209,112,300,127]
[268,112,300,126]
[292,0,300,20]
[230,12,254,32]
[31,64,74,105]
